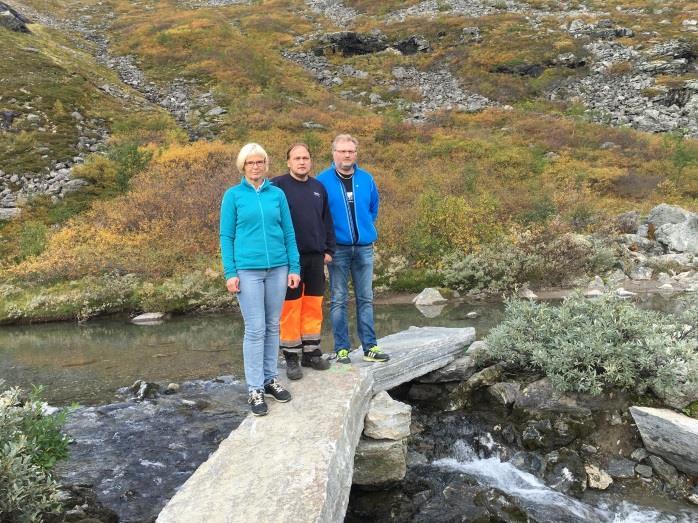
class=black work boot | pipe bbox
[301,349,331,371]
[284,351,303,380]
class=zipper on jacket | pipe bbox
[256,185,271,267]
[339,175,357,244]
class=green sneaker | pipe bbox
[336,349,351,364]
[363,346,390,362]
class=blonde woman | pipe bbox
[220,143,301,416]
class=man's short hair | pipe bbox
[236,143,269,174]
[286,143,312,159]
[332,134,359,151]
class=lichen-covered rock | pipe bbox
[585,464,613,490]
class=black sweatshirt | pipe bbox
[271,174,336,256]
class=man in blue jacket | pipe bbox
[317,134,390,364]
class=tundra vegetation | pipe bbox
[0,0,697,322]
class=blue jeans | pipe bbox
[327,244,377,352]
[236,266,288,391]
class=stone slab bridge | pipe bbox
[157,326,476,523]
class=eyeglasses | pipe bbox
[245,160,266,167]
[335,149,356,155]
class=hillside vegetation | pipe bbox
[1,0,697,320]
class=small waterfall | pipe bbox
[434,439,696,523]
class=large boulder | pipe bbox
[363,391,411,441]
[655,215,698,254]
[629,406,698,476]
[413,287,447,306]
[0,2,30,33]
[646,204,692,228]
[352,438,406,485]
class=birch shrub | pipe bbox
[0,383,70,521]
[485,294,698,401]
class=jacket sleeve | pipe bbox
[369,177,380,223]
[279,191,301,275]
[322,185,336,256]
[219,190,238,280]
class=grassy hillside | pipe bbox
[1,0,697,320]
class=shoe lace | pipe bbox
[368,346,383,354]
[267,380,285,393]
[250,390,264,405]
[338,349,349,358]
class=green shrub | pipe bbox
[485,294,698,398]
[0,382,70,521]
[441,228,616,293]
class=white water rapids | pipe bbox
[434,439,697,523]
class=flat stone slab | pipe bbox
[157,326,475,523]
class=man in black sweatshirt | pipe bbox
[272,143,336,379]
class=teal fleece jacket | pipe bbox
[219,178,300,280]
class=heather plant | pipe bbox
[485,294,698,401]
[0,382,70,521]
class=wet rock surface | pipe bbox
[54,376,248,522]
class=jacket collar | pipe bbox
[240,177,270,191]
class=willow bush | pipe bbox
[485,294,698,401]
[0,383,71,522]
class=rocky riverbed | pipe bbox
[54,376,248,522]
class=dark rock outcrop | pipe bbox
[319,31,388,56]
[0,2,31,33]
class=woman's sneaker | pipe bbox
[264,379,292,402]
[363,346,390,362]
[248,389,268,416]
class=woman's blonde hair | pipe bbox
[236,143,269,174]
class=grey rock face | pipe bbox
[418,351,479,383]
[363,391,412,440]
[648,455,679,486]
[630,406,698,476]
[486,382,521,406]
[353,438,407,485]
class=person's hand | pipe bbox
[226,277,240,293]
[324,253,333,264]
[288,273,300,289]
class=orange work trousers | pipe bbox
[280,253,325,354]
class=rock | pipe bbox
[413,287,447,305]
[418,350,479,383]
[509,451,545,477]
[615,211,640,233]
[513,378,592,418]
[130,380,160,401]
[688,486,698,505]
[61,178,89,194]
[408,383,444,401]
[71,111,84,121]
[394,35,431,55]
[629,407,698,476]
[631,448,649,462]
[518,287,538,299]
[132,312,167,324]
[648,455,680,486]
[206,106,226,117]
[363,391,411,441]
[352,438,406,485]
[636,464,653,478]
[616,288,637,297]
[0,2,30,33]
[584,289,604,298]
[486,382,521,406]
[544,449,586,496]
[655,216,698,254]
[164,383,180,395]
[630,266,653,280]
[465,311,478,319]
[319,31,388,56]
[607,456,636,479]
[585,464,613,490]
[0,207,20,220]
[647,204,691,228]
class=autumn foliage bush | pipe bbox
[11,142,238,282]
